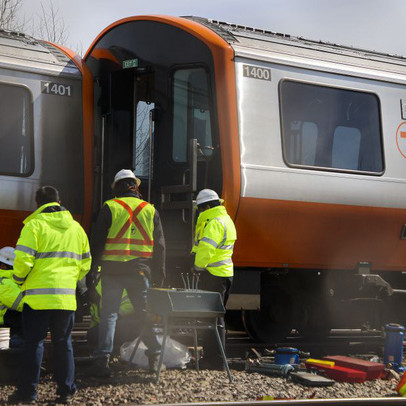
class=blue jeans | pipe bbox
[19,304,76,400]
[97,272,160,358]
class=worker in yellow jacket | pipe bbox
[0,246,24,348]
[8,186,91,405]
[192,189,237,370]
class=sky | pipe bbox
[18,0,406,57]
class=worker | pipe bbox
[192,189,237,370]
[0,246,23,348]
[87,169,166,376]
[8,186,91,405]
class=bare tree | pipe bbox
[37,0,68,44]
[0,0,24,31]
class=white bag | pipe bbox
[120,335,191,369]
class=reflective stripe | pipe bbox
[200,237,218,248]
[214,217,227,247]
[208,258,233,268]
[16,244,37,257]
[219,244,234,250]
[23,288,76,296]
[13,274,26,283]
[11,293,23,310]
[103,250,153,258]
[36,251,85,260]
[82,251,91,259]
[121,295,129,304]
[0,305,6,310]
[194,266,205,271]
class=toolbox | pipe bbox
[323,355,385,380]
[290,371,335,387]
[304,361,367,383]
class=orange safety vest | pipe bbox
[102,197,155,262]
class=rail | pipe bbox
[149,398,406,406]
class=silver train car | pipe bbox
[0,30,92,247]
[2,17,406,342]
[85,16,406,340]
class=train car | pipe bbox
[0,29,93,247]
[85,15,406,341]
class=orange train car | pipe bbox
[84,16,406,340]
[3,16,406,341]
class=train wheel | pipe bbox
[300,304,331,339]
[242,288,293,342]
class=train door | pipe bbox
[98,64,221,280]
[159,67,220,271]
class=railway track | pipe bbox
[150,399,406,406]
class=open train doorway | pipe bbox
[85,17,224,285]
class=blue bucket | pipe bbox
[383,323,405,372]
[274,347,299,365]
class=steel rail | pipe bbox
[148,398,406,406]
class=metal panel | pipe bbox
[235,56,406,209]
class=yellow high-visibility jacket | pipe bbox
[0,270,23,325]
[102,197,155,262]
[13,202,91,311]
[192,205,237,277]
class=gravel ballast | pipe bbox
[0,358,400,405]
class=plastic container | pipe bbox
[324,355,385,380]
[383,323,405,372]
[274,347,299,365]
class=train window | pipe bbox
[172,68,213,162]
[0,83,33,176]
[133,101,154,179]
[280,80,383,174]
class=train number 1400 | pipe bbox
[243,64,272,81]
[41,81,72,97]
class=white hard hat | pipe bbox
[0,246,15,267]
[196,189,224,206]
[111,169,141,189]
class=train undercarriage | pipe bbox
[229,268,406,343]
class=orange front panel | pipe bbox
[234,197,406,271]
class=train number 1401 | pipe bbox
[243,64,272,81]
[41,81,72,97]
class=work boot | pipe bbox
[148,354,166,373]
[7,391,36,404]
[56,392,75,404]
[87,355,111,377]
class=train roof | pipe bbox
[185,17,406,79]
[0,29,80,77]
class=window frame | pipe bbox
[170,64,216,165]
[0,81,34,177]
[278,78,385,176]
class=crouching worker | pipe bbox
[192,189,237,370]
[8,186,91,405]
[87,169,166,377]
[0,246,23,348]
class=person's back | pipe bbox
[14,204,90,310]
[88,169,165,376]
[9,186,91,405]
